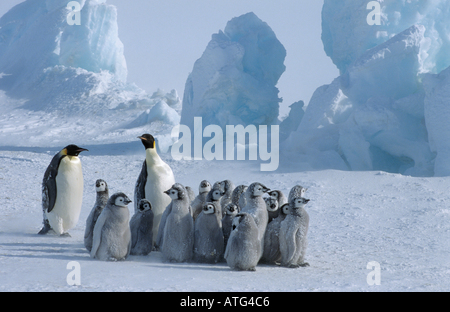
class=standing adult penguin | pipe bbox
[135,134,175,245]
[84,179,109,252]
[39,144,88,236]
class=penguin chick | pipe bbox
[219,180,235,215]
[288,185,307,203]
[161,183,194,262]
[222,203,238,251]
[268,190,288,206]
[130,199,154,256]
[91,193,132,261]
[264,197,280,222]
[279,197,310,268]
[193,202,224,263]
[191,180,211,220]
[135,134,175,245]
[231,185,247,211]
[261,203,290,264]
[241,182,270,260]
[224,213,261,271]
[205,182,224,215]
[40,144,88,236]
[84,179,109,252]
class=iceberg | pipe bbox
[180,12,286,132]
[282,0,450,176]
[0,0,179,147]
[322,0,450,75]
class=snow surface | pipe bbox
[0,148,449,292]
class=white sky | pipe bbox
[0,0,339,116]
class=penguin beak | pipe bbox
[164,189,171,195]
[77,148,89,153]
[124,198,132,205]
[138,136,145,140]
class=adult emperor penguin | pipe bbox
[39,144,88,236]
[84,179,109,252]
[280,197,311,268]
[91,192,132,261]
[135,134,175,245]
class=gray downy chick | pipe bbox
[84,179,109,252]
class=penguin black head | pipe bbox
[62,145,88,157]
[138,134,156,150]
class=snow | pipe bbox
[180,12,285,133]
[0,150,449,291]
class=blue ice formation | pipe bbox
[0,0,180,142]
[284,0,450,177]
[180,12,286,131]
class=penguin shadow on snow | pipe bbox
[0,241,89,262]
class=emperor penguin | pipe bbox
[269,190,288,206]
[222,203,238,251]
[161,183,194,262]
[90,193,132,261]
[241,182,270,260]
[205,182,224,215]
[39,144,88,236]
[265,197,280,222]
[130,199,154,256]
[193,202,224,263]
[224,213,261,271]
[135,134,175,245]
[279,197,310,268]
[191,180,211,220]
[288,185,307,203]
[219,180,235,214]
[84,179,109,252]
[231,185,248,211]
[261,203,290,264]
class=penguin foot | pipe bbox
[38,220,52,235]
[60,233,71,238]
[299,262,310,267]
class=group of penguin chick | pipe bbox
[84,177,311,271]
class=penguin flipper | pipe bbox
[42,168,57,214]
[134,160,147,212]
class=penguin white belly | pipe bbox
[47,156,84,235]
[144,159,175,239]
